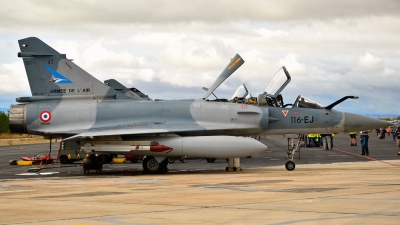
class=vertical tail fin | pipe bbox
[18,37,122,98]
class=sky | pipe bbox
[0,0,399,117]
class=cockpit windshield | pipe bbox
[264,66,291,97]
[229,84,249,103]
[293,95,324,109]
[231,84,248,100]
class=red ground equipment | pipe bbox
[21,154,54,165]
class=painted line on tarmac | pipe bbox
[332,148,400,168]
[16,172,60,176]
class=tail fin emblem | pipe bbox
[44,64,73,84]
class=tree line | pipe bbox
[0,111,9,133]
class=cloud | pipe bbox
[356,52,384,73]
[0,62,30,97]
[383,68,396,76]
[279,54,307,75]
[137,69,155,82]
[1,0,400,26]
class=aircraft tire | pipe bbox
[60,155,70,164]
[143,156,162,174]
[285,161,295,171]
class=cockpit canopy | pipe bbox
[263,66,291,98]
[293,95,324,109]
[227,67,291,107]
[228,66,326,109]
[231,84,248,100]
[213,65,325,109]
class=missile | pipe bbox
[150,145,173,153]
[81,136,268,158]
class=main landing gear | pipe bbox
[225,158,242,171]
[285,135,302,171]
[142,156,169,174]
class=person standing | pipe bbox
[360,131,369,156]
[321,134,333,150]
[316,134,321,147]
[307,134,316,147]
[391,126,396,141]
[349,132,357,146]
[380,128,386,139]
[396,127,400,155]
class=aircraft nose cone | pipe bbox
[343,112,392,132]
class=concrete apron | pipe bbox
[1,160,400,225]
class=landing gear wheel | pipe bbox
[285,161,295,171]
[233,167,237,171]
[225,167,229,171]
[60,155,70,164]
[143,156,168,174]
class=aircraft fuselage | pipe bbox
[10,98,357,137]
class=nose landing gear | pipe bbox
[285,160,295,171]
[285,135,302,171]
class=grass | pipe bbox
[0,133,48,146]
[0,133,44,139]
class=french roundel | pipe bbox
[40,110,52,123]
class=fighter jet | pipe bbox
[9,37,390,172]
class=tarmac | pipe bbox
[0,133,399,224]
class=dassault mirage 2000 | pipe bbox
[9,37,390,172]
